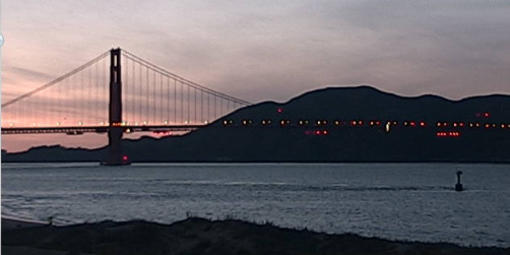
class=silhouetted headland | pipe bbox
[2,217,508,255]
[3,86,510,163]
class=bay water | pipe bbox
[2,163,509,247]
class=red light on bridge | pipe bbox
[277,108,283,113]
[122,155,129,161]
[484,112,490,118]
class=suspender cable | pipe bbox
[200,89,203,123]
[122,50,250,106]
[220,99,223,119]
[174,79,177,124]
[152,71,156,123]
[187,85,190,123]
[138,60,142,124]
[132,59,135,124]
[166,77,170,123]
[88,63,92,125]
[95,60,99,124]
[181,82,184,123]
[194,88,197,124]
[159,73,163,123]
[145,65,149,124]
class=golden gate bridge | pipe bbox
[1,48,251,165]
[3,48,510,165]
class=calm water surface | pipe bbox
[2,163,509,247]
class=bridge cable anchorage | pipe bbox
[2,51,110,108]
[121,49,251,106]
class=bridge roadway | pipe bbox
[0,125,205,135]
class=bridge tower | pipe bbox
[102,48,130,165]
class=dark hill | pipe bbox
[218,86,509,123]
[4,86,510,162]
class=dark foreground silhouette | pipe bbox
[2,217,508,255]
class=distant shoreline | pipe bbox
[3,159,510,164]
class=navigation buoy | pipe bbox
[455,171,463,191]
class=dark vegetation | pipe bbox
[3,217,509,255]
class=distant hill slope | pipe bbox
[4,86,510,163]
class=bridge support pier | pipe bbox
[102,48,130,166]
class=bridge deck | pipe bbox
[1,125,205,135]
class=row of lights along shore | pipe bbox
[223,119,510,129]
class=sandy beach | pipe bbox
[2,217,509,255]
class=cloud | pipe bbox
[6,66,53,81]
